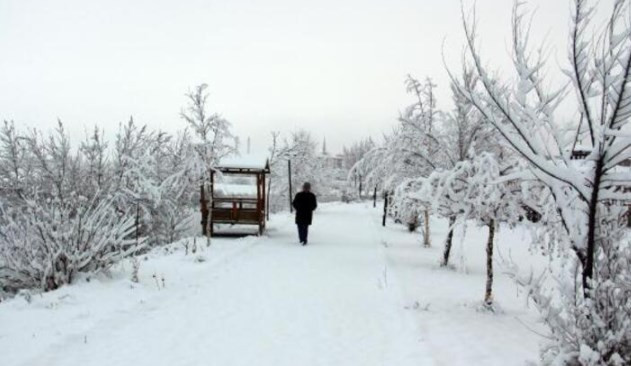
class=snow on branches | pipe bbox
[409,152,527,306]
[0,195,140,292]
[453,0,631,363]
[0,83,233,296]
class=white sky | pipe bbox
[0,0,615,154]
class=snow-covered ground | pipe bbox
[0,202,546,366]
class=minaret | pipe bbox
[247,136,251,154]
[322,137,328,155]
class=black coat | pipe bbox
[292,191,317,225]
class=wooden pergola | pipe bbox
[201,156,270,237]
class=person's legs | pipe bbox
[303,225,309,244]
[297,224,306,243]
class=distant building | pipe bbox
[318,154,344,170]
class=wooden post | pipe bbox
[210,171,216,236]
[261,172,266,223]
[382,191,388,227]
[288,159,293,213]
[266,173,272,221]
[373,186,377,208]
[259,175,264,235]
[256,174,262,235]
[200,183,208,236]
[256,174,261,213]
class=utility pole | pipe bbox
[288,159,293,213]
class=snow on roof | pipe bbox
[216,154,269,170]
[214,183,258,198]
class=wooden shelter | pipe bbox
[201,156,270,236]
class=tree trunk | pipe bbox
[484,220,495,306]
[423,209,431,247]
[382,192,388,227]
[207,197,214,242]
[266,176,272,221]
[583,157,603,296]
[442,216,456,266]
[373,186,377,208]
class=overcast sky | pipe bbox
[0,0,614,154]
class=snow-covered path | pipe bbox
[1,203,436,366]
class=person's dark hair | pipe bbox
[302,182,311,191]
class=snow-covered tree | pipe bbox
[455,1,631,363]
[180,83,235,237]
[342,137,376,198]
[0,120,146,293]
[27,121,77,205]
[0,82,237,295]
[269,129,320,212]
[181,83,234,173]
[0,120,33,204]
[342,138,376,171]
[79,125,110,198]
[385,76,446,244]
[411,152,525,308]
[350,77,443,237]
[428,67,493,265]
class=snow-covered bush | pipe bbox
[112,123,197,247]
[0,195,140,292]
[392,181,422,232]
[0,83,232,294]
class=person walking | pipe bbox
[292,182,317,245]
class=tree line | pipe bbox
[0,84,236,294]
